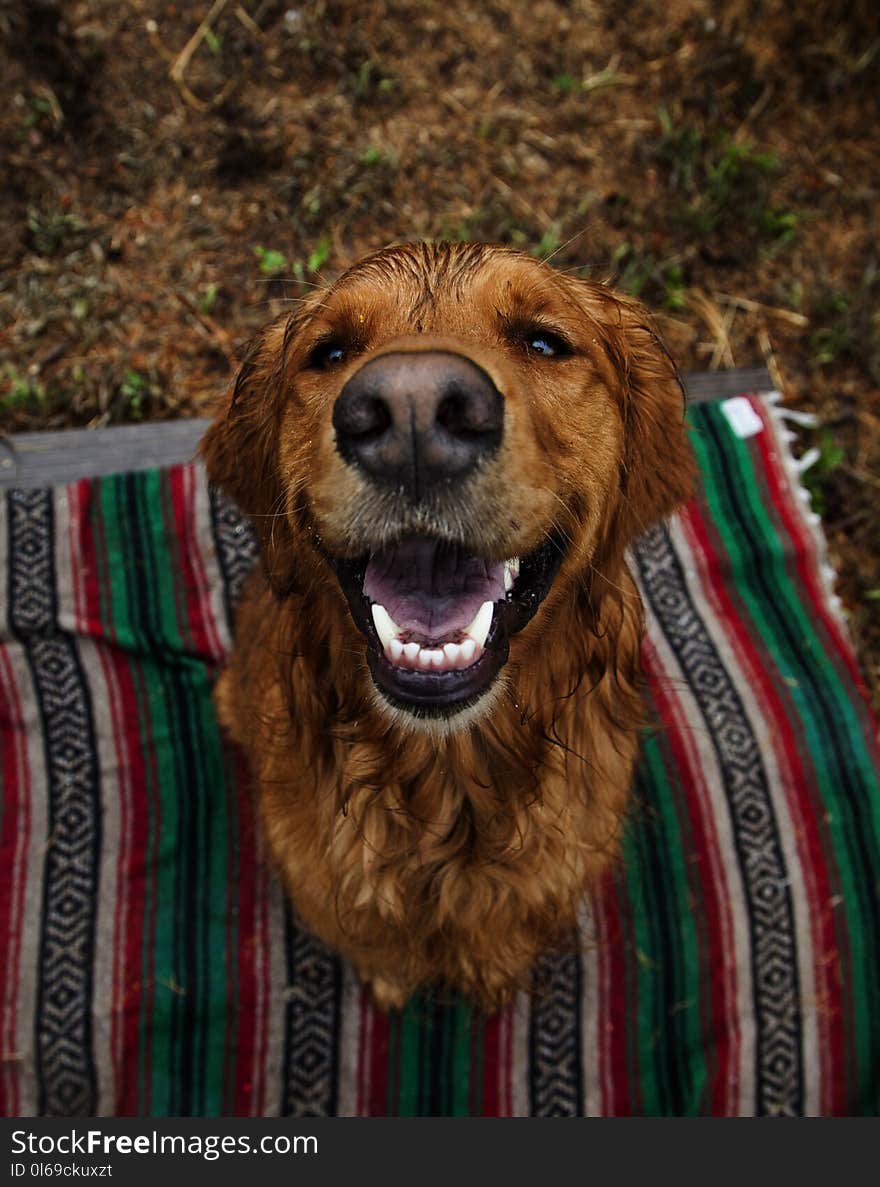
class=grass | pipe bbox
[1,1,876,702]
[2,365,48,412]
[612,243,689,310]
[654,111,798,248]
[26,206,86,257]
[119,369,148,420]
[802,429,846,517]
[254,246,288,276]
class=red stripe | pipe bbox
[229,747,260,1115]
[168,467,220,663]
[162,471,194,654]
[753,406,880,753]
[107,650,150,1115]
[355,987,368,1115]
[365,997,391,1115]
[594,873,635,1114]
[680,482,846,1113]
[185,466,225,664]
[480,1009,502,1115]
[251,824,274,1117]
[0,646,31,1117]
[502,1001,514,1116]
[75,479,104,640]
[643,639,738,1113]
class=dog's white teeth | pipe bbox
[464,600,494,649]
[374,599,492,673]
[503,557,520,593]
[459,637,477,664]
[371,602,401,650]
[443,642,461,667]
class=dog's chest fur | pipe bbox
[216,567,643,1009]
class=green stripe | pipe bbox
[95,472,235,1116]
[624,733,706,1113]
[393,997,475,1115]
[691,404,880,1111]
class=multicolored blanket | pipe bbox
[1,394,878,1117]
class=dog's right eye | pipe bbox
[307,340,347,369]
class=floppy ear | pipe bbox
[587,285,694,546]
[200,314,303,594]
[201,319,285,515]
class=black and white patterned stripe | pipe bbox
[634,522,803,1115]
[207,486,259,630]
[7,489,100,1116]
[280,910,342,1116]
[206,491,343,1115]
[528,943,583,1116]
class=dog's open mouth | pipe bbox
[327,533,564,717]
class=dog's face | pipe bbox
[203,241,691,727]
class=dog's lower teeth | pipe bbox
[371,597,496,673]
[383,632,487,673]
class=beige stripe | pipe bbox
[669,513,820,1115]
[192,465,233,658]
[260,868,289,1116]
[52,485,79,634]
[335,962,364,1116]
[509,990,531,1117]
[77,638,128,1117]
[578,903,603,1116]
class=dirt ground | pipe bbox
[1,0,878,709]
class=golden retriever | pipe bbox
[202,240,692,1010]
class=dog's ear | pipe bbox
[201,318,286,518]
[579,283,694,548]
[201,314,306,594]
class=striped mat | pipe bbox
[1,393,878,1118]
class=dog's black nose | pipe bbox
[332,351,504,500]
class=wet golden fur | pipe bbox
[202,241,692,1011]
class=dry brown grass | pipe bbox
[1,0,878,705]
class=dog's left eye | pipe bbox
[308,340,347,369]
[525,330,571,359]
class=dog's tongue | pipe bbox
[363,536,505,638]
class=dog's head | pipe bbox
[203,241,692,727]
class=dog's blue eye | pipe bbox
[529,336,557,356]
[310,341,346,368]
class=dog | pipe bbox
[201,240,692,1011]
